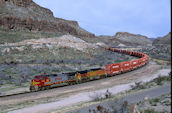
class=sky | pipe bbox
[33,0,171,38]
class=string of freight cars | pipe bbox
[30,47,149,92]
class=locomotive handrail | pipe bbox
[28,46,149,91]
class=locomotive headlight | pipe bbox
[46,79,50,82]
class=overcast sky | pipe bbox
[33,0,171,38]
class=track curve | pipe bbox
[0,47,149,98]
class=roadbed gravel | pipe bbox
[70,84,171,113]
[3,62,170,113]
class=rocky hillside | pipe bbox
[153,32,171,45]
[139,32,171,61]
[0,34,135,87]
[96,32,152,47]
[113,32,152,46]
[0,0,95,37]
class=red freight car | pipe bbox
[138,59,143,67]
[30,47,149,92]
[130,60,139,70]
[106,63,121,75]
[121,61,131,72]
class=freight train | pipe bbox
[30,47,149,92]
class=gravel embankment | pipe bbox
[6,63,170,113]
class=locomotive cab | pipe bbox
[30,75,47,91]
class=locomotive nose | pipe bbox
[30,79,42,91]
[31,79,41,86]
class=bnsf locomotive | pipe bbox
[30,47,149,92]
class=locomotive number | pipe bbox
[55,77,62,81]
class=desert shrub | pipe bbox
[104,89,112,99]
[156,76,164,85]
[152,98,160,103]
[12,79,22,86]
[0,29,63,44]
[149,100,157,106]
[0,80,3,85]
[88,105,110,113]
[90,90,113,102]
[108,98,129,113]
[130,81,144,90]
[0,64,64,86]
[140,108,156,113]
[155,75,171,85]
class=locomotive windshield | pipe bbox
[34,76,45,80]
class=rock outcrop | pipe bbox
[0,0,95,37]
[97,32,152,47]
[153,32,171,45]
[139,32,171,61]
[0,0,34,7]
[114,32,152,46]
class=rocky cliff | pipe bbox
[0,0,95,37]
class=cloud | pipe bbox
[33,0,171,38]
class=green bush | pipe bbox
[153,98,160,103]
[141,108,156,113]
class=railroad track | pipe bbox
[0,47,149,98]
[0,91,30,98]
[0,63,158,109]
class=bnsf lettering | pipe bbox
[55,77,62,81]
[30,47,149,92]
